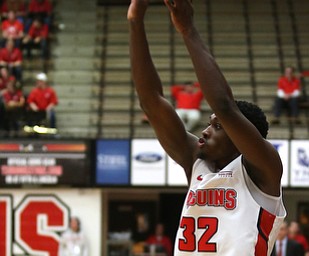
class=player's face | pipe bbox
[197,114,239,169]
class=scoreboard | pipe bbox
[0,140,92,187]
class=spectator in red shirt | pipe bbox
[27,72,58,128]
[1,75,25,136]
[146,223,173,256]
[25,0,52,32]
[1,10,24,47]
[0,0,27,24]
[272,66,301,124]
[0,68,9,133]
[22,17,49,59]
[0,39,23,81]
[289,221,309,254]
[171,81,204,131]
[0,100,4,133]
[0,67,9,94]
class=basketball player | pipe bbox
[128,0,286,255]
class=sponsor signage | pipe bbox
[290,140,309,187]
[269,139,289,187]
[96,139,130,185]
[167,156,188,186]
[131,139,166,185]
[1,138,308,188]
[0,140,91,187]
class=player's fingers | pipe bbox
[164,0,174,11]
[165,0,193,10]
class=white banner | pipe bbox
[290,140,309,187]
[167,156,188,186]
[131,139,166,185]
[269,140,289,187]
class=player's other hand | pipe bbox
[127,0,149,22]
[164,0,194,35]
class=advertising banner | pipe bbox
[131,139,166,185]
[290,140,309,187]
[167,156,188,186]
[269,139,289,187]
[96,139,130,185]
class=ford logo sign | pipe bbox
[134,153,162,163]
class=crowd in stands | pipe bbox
[272,220,309,256]
[0,0,57,137]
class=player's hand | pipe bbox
[127,0,149,22]
[164,0,194,35]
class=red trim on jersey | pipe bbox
[255,208,276,255]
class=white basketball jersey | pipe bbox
[174,156,286,256]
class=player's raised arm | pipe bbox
[127,0,198,179]
[164,0,283,196]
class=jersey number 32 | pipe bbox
[179,216,218,252]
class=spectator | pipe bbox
[171,81,203,131]
[58,216,89,256]
[300,208,309,253]
[0,67,9,133]
[0,38,23,81]
[133,213,150,243]
[289,221,309,253]
[25,0,52,32]
[22,17,49,59]
[1,75,25,136]
[0,100,5,134]
[272,66,301,124]
[271,221,305,256]
[0,67,9,93]
[0,73,6,133]
[26,72,58,128]
[0,0,27,23]
[132,213,151,254]
[146,223,173,256]
[1,10,24,47]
